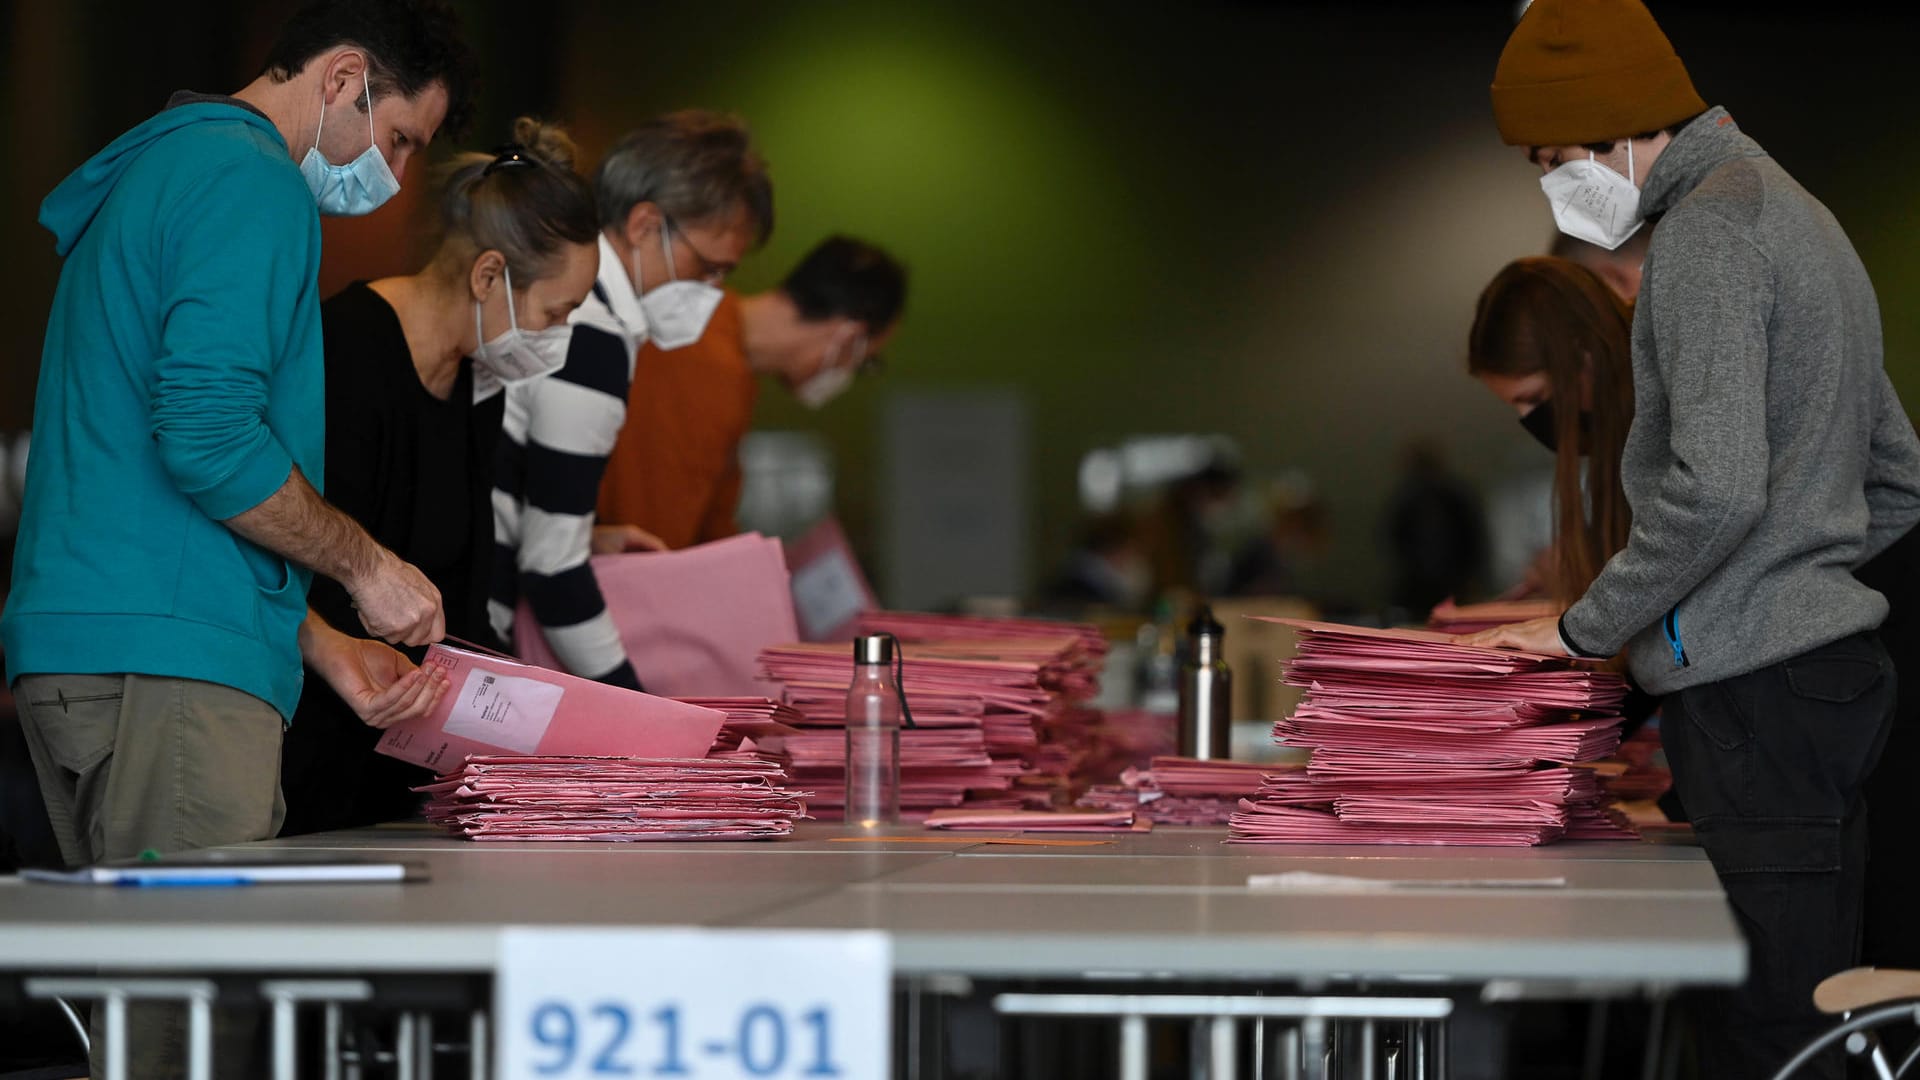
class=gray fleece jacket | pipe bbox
[1558,106,1920,694]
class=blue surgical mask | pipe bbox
[299,65,401,217]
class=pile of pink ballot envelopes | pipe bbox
[419,756,811,842]
[756,612,1108,819]
[1230,619,1636,847]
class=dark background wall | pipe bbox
[4,0,1916,607]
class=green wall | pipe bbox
[553,2,1920,606]
[7,2,1917,608]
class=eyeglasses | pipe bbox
[663,218,732,286]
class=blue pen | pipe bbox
[115,876,255,888]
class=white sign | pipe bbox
[498,928,891,1079]
[443,668,563,754]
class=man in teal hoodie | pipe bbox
[7,3,482,1071]
[3,0,479,880]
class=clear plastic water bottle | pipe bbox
[845,634,902,829]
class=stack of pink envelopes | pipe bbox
[678,697,805,760]
[1081,756,1271,826]
[1229,619,1631,847]
[757,613,1110,818]
[859,612,1115,803]
[419,756,811,841]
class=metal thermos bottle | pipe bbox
[1177,607,1232,759]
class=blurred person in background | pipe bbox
[1140,458,1245,600]
[1225,472,1332,599]
[1381,438,1489,616]
[1039,511,1155,614]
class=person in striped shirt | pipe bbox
[490,110,772,688]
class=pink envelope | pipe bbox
[376,645,725,773]
[924,808,1149,833]
[515,533,799,698]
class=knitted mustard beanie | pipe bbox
[1492,0,1706,147]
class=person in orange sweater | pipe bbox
[596,236,907,551]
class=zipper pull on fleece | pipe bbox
[1664,606,1691,669]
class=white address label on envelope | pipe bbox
[443,667,563,753]
[791,550,869,640]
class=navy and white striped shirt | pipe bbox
[490,233,646,689]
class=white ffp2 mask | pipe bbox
[1540,140,1642,251]
[471,265,572,402]
[791,329,867,410]
[634,224,723,350]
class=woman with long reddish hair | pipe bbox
[1468,256,1635,606]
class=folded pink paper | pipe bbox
[516,533,798,698]
[376,645,724,772]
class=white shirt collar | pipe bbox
[594,231,649,344]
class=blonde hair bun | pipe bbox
[511,116,578,173]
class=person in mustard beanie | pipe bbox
[1467,1,1920,1076]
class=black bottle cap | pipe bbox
[1188,605,1224,639]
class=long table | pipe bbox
[0,823,1742,987]
[0,825,1743,1079]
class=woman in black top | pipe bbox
[281,119,601,835]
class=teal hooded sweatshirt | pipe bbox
[1,98,324,719]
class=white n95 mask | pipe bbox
[793,363,856,410]
[299,63,401,217]
[472,266,572,401]
[1540,140,1642,251]
[633,224,724,350]
[792,328,867,410]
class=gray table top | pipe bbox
[0,824,1744,987]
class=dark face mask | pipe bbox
[1519,399,1593,454]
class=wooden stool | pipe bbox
[1815,968,1920,1015]
[1770,968,1920,1079]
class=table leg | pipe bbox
[102,991,127,1080]
[469,1010,488,1080]
[271,993,297,1080]
[325,1003,343,1080]
[1301,1016,1328,1080]
[1121,1014,1149,1080]
[186,991,212,1080]
[418,1012,435,1080]
[1640,997,1667,1080]
[1211,1016,1237,1079]
[396,1013,416,1080]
